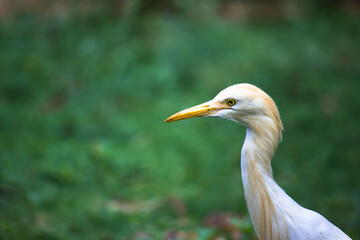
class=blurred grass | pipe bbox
[0,7,360,240]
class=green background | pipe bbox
[0,1,359,239]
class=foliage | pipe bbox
[0,6,359,240]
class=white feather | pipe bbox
[242,129,350,240]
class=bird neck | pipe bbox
[241,125,288,240]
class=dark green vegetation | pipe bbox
[1,3,360,240]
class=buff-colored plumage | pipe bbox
[165,83,351,240]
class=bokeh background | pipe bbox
[0,0,359,239]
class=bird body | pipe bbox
[165,84,351,240]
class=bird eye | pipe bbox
[227,98,237,106]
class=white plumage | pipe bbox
[165,83,351,240]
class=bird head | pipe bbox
[165,83,283,137]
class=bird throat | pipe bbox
[241,128,288,240]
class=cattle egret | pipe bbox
[165,84,351,240]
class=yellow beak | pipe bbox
[165,100,229,123]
